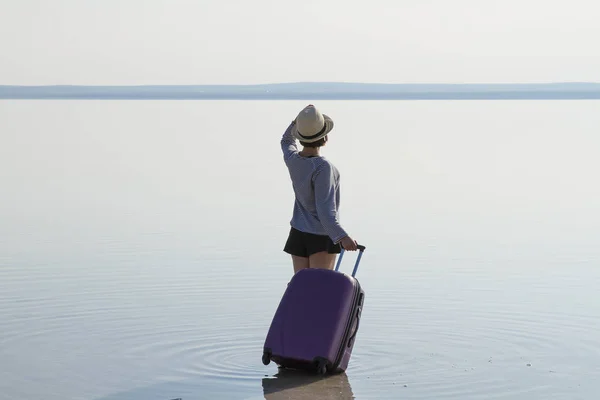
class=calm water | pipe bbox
[1,100,600,400]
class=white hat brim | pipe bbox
[292,114,334,143]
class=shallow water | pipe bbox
[1,100,600,399]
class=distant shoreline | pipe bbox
[2,94,599,100]
[2,82,600,100]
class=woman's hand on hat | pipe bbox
[340,236,358,251]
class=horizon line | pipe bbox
[3,81,600,87]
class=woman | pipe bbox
[280,104,358,274]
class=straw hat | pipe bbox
[292,104,334,143]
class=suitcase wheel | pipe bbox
[262,350,271,366]
[317,363,327,375]
[314,357,329,375]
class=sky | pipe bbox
[1,0,599,85]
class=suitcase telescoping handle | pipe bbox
[334,244,366,277]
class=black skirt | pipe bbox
[283,227,341,257]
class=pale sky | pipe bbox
[1,0,599,85]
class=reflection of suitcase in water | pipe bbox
[262,368,354,399]
[262,245,366,375]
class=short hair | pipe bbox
[300,136,327,148]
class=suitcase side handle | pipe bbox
[334,244,366,277]
[347,308,361,348]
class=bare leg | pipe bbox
[292,255,310,274]
[308,251,336,270]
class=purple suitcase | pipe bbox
[262,245,366,375]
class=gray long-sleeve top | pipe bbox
[280,122,349,244]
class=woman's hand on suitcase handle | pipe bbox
[340,236,359,251]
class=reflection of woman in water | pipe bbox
[262,368,354,400]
